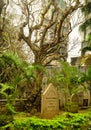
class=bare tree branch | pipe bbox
[17,0,82,66]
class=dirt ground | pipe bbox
[14,106,91,120]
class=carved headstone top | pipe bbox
[41,83,59,119]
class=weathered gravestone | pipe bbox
[41,83,59,119]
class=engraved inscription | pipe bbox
[47,99,57,111]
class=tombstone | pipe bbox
[72,94,79,104]
[83,99,88,107]
[78,92,83,106]
[41,83,59,119]
[83,90,90,106]
[59,92,65,108]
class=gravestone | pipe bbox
[72,94,79,104]
[41,83,59,119]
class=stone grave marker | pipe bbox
[41,83,59,119]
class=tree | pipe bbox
[0,0,82,111]
[18,0,81,65]
[0,0,29,61]
[0,0,16,52]
[15,0,81,110]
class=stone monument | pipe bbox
[41,83,59,119]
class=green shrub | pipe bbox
[6,103,16,114]
[13,117,66,130]
[0,114,13,127]
[65,102,78,113]
[0,112,91,130]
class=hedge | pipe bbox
[0,112,91,130]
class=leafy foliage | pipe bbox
[0,112,91,130]
[81,2,91,15]
[0,51,45,111]
[48,62,84,101]
[80,66,91,90]
[0,83,14,98]
[47,61,88,113]
[0,51,36,86]
[88,33,91,42]
[0,114,13,128]
[80,18,91,32]
[0,83,17,114]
